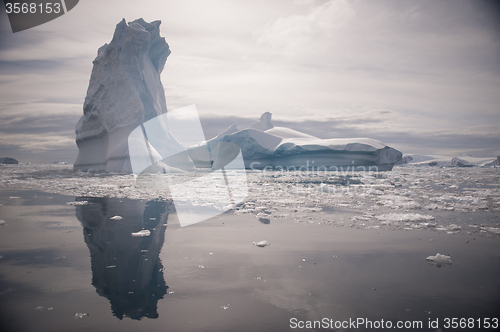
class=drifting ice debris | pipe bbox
[221,304,230,310]
[481,227,500,235]
[0,220,5,226]
[74,312,88,319]
[426,253,452,267]
[253,240,270,247]
[110,215,123,220]
[66,201,88,206]
[131,229,151,237]
[375,213,435,223]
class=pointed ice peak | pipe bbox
[251,112,274,131]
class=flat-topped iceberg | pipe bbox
[191,113,402,171]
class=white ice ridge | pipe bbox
[194,112,402,170]
[74,18,172,173]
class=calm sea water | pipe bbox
[0,189,499,331]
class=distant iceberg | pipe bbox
[396,153,499,167]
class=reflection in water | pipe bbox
[75,197,171,320]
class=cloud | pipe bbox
[255,0,355,51]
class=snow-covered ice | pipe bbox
[202,112,402,170]
[426,253,452,266]
[131,230,151,237]
[253,240,271,247]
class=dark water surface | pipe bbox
[0,190,499,331]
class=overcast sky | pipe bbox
[0,0,499,163]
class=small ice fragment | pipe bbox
[481,227,500,234]
[221,304,230,310]
[198,265,204,268]
[34,306,44,310]
[141,250,148,253]
[131,229,150,237]
[252,240,270,247]
[149,217,156,220]
[47,307,54,311]
[426,253,452,266]
[168,291,175,294]
[66,201,88,206]
[74,312,88,319]
[105,265,116,269]
[302,259,306,262]
[54,256,65,260]
[0,220,5,226]
[209,252,214,255]
[110,215,122,220]
[255,277,262,280]
[10,196,19,199]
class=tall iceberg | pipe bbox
[74,18,175,172]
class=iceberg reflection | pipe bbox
[74,196,170,320]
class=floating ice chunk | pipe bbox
[74,312,88,319]
[426,253,452,266]
[131,229,150,237]
[221,304,230,310]
[110,215,122,220]
[375,213,435,222]
[0,220,5,226]
[34,306,44,310]
[253,240,270,247]
[105,265,116,269]
[66,201,88,205]
[481,227,500,234]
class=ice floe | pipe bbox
[131,230,151,237]
[426,253,452,267]
[253,240,271,247]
